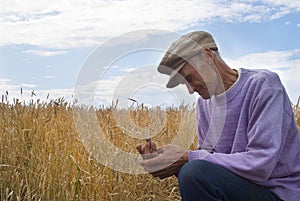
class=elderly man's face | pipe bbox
[178,54,219,99]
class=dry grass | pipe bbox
[0,98,197,201]
[1,96,299,201]
[294,97,300,132]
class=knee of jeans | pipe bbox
[178,160,215,185]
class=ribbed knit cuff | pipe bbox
[188,150,210,161]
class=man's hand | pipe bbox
[136,138,158,160]
[140,144,188,179]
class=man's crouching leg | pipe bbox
[178,160,281,201]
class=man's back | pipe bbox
[191,68,300,201]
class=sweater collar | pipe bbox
[210,68,244,105]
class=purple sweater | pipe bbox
[188,68,300,201]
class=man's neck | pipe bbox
[215,60,238,94]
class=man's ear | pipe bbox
[203,48,214,58]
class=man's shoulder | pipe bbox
[241,68,281,87]
[241,68,279,79]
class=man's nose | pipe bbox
[186,83,195,94]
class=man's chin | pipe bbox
[198,92,213,100]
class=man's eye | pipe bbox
[185,75,192,83]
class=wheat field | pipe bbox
[1,97,299,201]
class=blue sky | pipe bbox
[1,0,300,107]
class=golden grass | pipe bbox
[1,97,299,201]
[0,98,197,201]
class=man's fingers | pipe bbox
[136,144,144,154]
[150,165,175,179]
[144,164,165,173]
[140,158,172,173]
[136,139,159,160]
[152,170,170,179]
[145,138,155,154]
[138,144,187,179]
[150,162,180,179]
[151,142,157,152]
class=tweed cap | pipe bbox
[157,31,218,88]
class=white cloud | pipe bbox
[260,0,300,11]
[45,75,55,79]
[37,88,74,103]
[0,79,18,94]
[0,0,299,49]
[1,85,74,104]
[297,23,300,27]
[225,50,299,69]
[225,49,300,103]
[0,78,12,84]
[21,83,38,88]
[1,48,299,106]
[74,65,196,107]
[23,49,67,56]
[0,78,74,104]
[121,67,136,73]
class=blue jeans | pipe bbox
[178,160,282,201]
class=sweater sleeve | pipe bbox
[188,78,291,183]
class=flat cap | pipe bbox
[157,31,218,88]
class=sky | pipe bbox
[1,0,300,108]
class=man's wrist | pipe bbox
[183,151,189,162]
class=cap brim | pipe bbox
[166,62,186,88]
